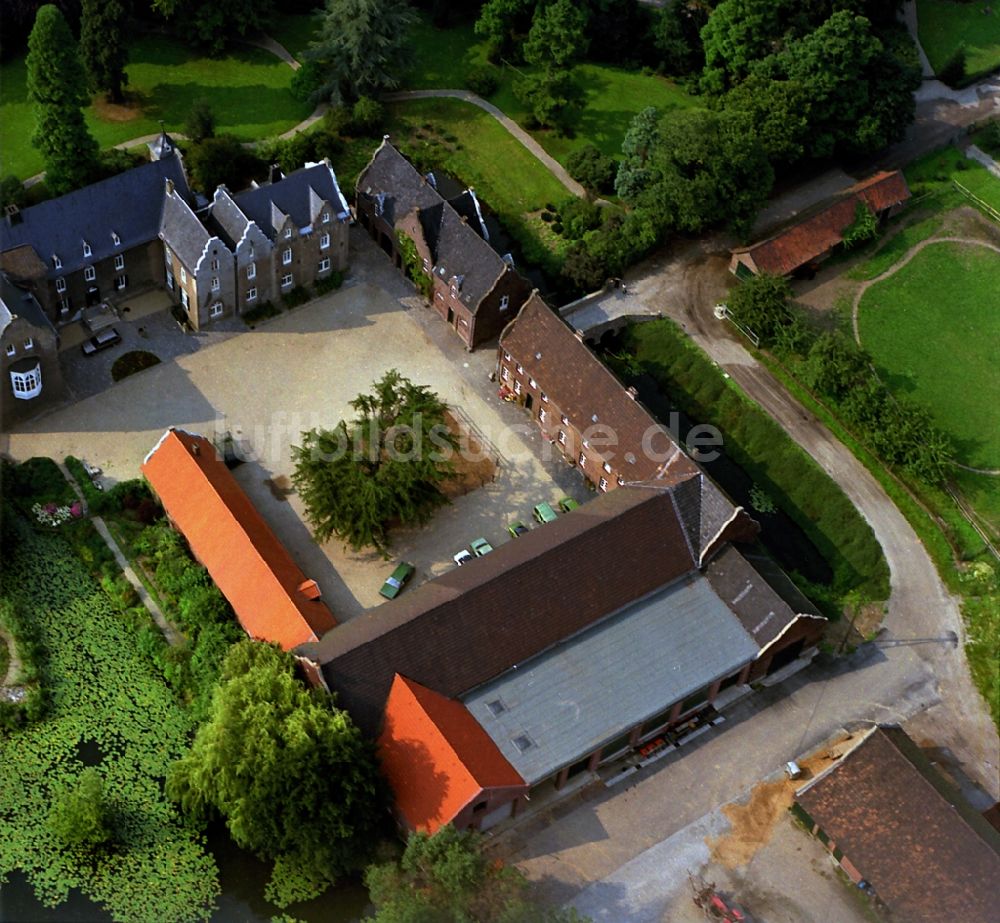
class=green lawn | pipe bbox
[916,0,1000,79]
[0,36,310,180]
[0,516,218,922]
[858,241,1000,469]
[402,13,699,166]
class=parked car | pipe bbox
[81,327,121,356]
[379,561,415,599]
[453,549,473,566]
[507,520,529,538]
[470,537,493,557]
[558,497,579,513]
[533,502,557,524]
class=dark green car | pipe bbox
[533,502,557,524]
[380,561,415,599]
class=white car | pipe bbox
[453,549,473,566]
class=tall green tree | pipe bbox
[292,370,457,552]
[365,826,588,923]
[474,0,535,60]
[726,272,794,345]
[301,0,418,103]
[80,0,130,103]
[524,0,589,70]
[26,5,99,195]
[614,106,661,201]
[167,641,383,902]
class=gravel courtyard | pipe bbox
[2,270,583,619]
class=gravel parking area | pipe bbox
[3,232,591,620]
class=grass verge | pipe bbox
[915,0,1000,81]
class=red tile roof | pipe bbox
[379,674,526,833]
[796,726,1000,923]
[731,171,911,276]
[141,429,336,650]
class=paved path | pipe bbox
[901,0,935,78]
[967,142,1000,178]
[0,627,23,687]
[383,89,589,198]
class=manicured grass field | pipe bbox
[916,0,1000,79]
[858,241,1000,469]
[0,36,310,180]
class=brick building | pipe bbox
[355,139,531,350]
[298,478,824,834]
[794,725,1000,923]
[498,292,709,495]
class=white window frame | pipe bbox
[561,414,569,425]
[84,266,96,282]
[281,273,293,288]
[247,243,255,258]
[211,277,220,292]
[10,363,42,399]
[578,452,586,467]
[115,274,127,291]
[166,271,174,290]
[23,337,33,350]
[500,367,509,382]
[211,258,220,271]
[180,289,189,308]
[538,408,547,423]
[513,380,522,395]
[318,257,331,272]
[322,211,330,223]
[5,343,14,357]
[114,254,125,271]
[529,378,537,389]
[282,248,292,265]
[503,351,511,362]
[246,262,256,280]
[82,241,92,258]
[209,301,224,318]
[52,255,62,270]
[558,430,566,445]
[55,277,66,293]
[284,227,292,239]
[180,267,187,284]
[500,294,510,311]
[320,233,330,250]
[599,477,609,492]
[603,461,612,473]
[246,287,257,302]
[111,231,120,247]
[516,363,524,374]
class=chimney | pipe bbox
[5,204,22,226]
[191,442,199,456]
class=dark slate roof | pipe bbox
[356,140,442,226]
[0,273,52,336]
[299,482,701,734]
[796,726,1000,923]
[233,161,350,242]
[447,189,489,241]
[205,188,250,250]
[705,544,822,652]
[0,155,191,279]
[358,141,513,311]
[159,187,211,269]
[427,206,506,310]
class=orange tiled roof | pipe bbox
[732,171,911,276]
[379,675,526,833]
[141,428,336,650]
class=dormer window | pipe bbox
[111,231,121,247]
[500,294,510,311]
[82,241,92,258]
[52,254,61,270]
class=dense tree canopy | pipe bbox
[80,0,130,103]
[365,826,587,923]
[726,273,794,345]
[26,4,99,195]
[292,370,457,552]
[167,641,383,900]
[151,0,275,52]
[185,134,263,194]
[302,0,418,103]
[524,0,589,70]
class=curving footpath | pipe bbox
[382,89,590,198]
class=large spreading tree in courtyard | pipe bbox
[26,4,99,195]
[80,0,130,103]
[167,641,383,904]
[293,369,458,552]
[365,826,587,923]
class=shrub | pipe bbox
[0,174,26,211]
[282,285,312,310]
[186,134,264,196]
[242,300,281,325]
[558,197,602,239]
[314,271,344,295]
[566,143,617,194]
[465,65,500,97]
[938,44,966,87]
[184,98,216,143]
[350,96,385,135]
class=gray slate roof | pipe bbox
[206,189,251,250]
[357,141,442,226]
[0,154,190,279]
[233,161,350,241]
[463,572,761,783]
[1,273,56,337]
[159,188,210,269]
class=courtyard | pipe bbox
[2,238,589,620]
